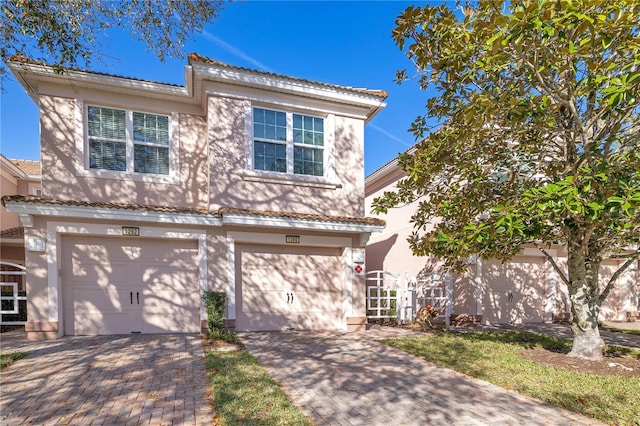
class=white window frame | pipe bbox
[74,100,180,184]
[241,101,339,189]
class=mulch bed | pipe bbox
[519,346,640,378]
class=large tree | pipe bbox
[374,0,640,360]
[0,0,226,77]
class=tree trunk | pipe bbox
[566,247,605,361]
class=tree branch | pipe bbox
[599,253,639,303]
[535,244,570,287]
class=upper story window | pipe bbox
[87,105,170,175]
[253,107,324,177]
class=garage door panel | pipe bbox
[70,260,131,285]
[63,236,200,336]
[142,290,200,311]
[296,312,342,330]
[142,266,197,292]
[295,291,341,313]
[71,286,136,312]
[242,290,289,314]
[236,244,344,332]
[142,309,200,333]
[483,256,545,324]
[73,312,142,335]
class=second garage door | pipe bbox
[62,236,200,336]
[482,255,545,324]
[235,244,344,331]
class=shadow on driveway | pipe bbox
[240,328,605,426]
[0,333,213,425]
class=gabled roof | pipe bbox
[8,159,41,176]
[7,53,388,121]
[0,226,24,240]
[7,54,183,88]
[0,154,41,179]
[188,53,388,99]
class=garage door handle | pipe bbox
[287,293,291,303]
[137,292,140,305]
[291,293,294,304]
[130,292,133,305]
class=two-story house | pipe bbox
[3,54,387,340]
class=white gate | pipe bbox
[1,261,27,325]
[365,270,401,319]
[412,273,453,326]
[366,270,453,326]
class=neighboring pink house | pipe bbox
[3,54,387,340]
[1,155,41,268]
[365,157,639,325]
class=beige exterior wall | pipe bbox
[39,92,208,209]
[207,95,365,216]
[23,217,49,327]
[37,87,366,217]
[364,169,429,276]
[1,172,20,230]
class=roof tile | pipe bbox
[9,159,41,176]
[0,226,24,239]
[188,53,389,99]
[217,207,385,227]
[1,196,386,228]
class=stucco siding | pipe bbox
[1,173,20,230]
[365,176,432,276]
[39,94,208,209]
[24,217,49,324]
[207,95,365,217]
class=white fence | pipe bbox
[1,261,27,325]
[366,270,453,326]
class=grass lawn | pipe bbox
[384,331,640,426]
[601,324,640,337]
[205,347,312,426]
[0,352,27,370]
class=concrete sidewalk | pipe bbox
[240,328,605,426]
[0,333,213,425]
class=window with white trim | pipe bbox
[87,105,170,175]
[253,107,324,177]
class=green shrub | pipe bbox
[0,352,28,370]
[203,291,237,343]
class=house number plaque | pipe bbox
[122,226,140,236]
[286,235,300,244]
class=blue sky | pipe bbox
[1,1,440,175]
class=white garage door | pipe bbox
[482,256,545,324]
[235,244,343,332]
[62,236,200,335]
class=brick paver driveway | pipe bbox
[241,328,604,426]
[0,333,213,425]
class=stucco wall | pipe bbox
[39,93,208,209]
[23,217,49,324]
[207,95,365,217]
[365,173,433,277]
[1,173,20,230]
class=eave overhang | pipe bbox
[2,196,386,234]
